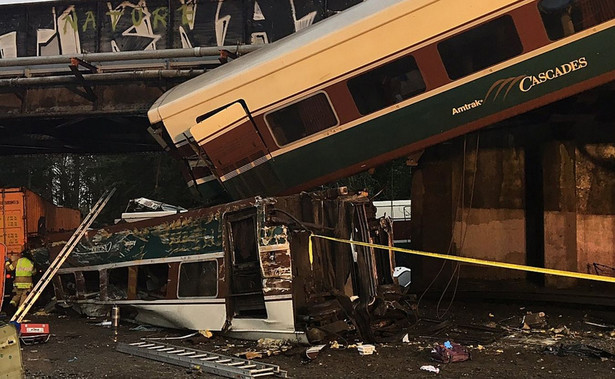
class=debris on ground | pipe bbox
[15,299,615,378]
[403,317,506,345]
[142,332,199,341]
[420,365,440,373]
[235,351,264,360]
[257,338,285,349]
[305,344,326,360]
[357,344,376,355]
[430,341,470,363]
[544,344,615,360]
[522,311,547,330]
[245,338,292,357]
[583,316,615,330]
[129,325,163,332]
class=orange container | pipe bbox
[0,188,81,255]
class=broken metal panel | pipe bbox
[74,271,86,300]
[259,244,292,296]
[166,262,180,299]
[51,276,65,301]
[127,266,137,300]
[257,205,293,297]
[99,269,108,301]
[45,205,230,268]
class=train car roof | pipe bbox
[148,0,522,143]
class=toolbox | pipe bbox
[19,322,50,345]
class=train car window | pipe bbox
[107,267,129,300]
[438,16,523,80]
[136,263,169,299]
[347,55,426,115]
[265,92,338,146]
[539,0,615,40]
[178,260,218,297]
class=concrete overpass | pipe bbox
[0,0,361,154]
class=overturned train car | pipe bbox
[41,190,404,342]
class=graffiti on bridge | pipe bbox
[0,0,362,58]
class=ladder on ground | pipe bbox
[11,188,116,323]
[117,341,288,379]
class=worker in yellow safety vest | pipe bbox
[4,250,37,309]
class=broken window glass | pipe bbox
[438,15,523,80]
[539,0,615,40]
[82,271,101,299]
[348,55,426,115]
[136,263,169,300]
[59,273,77,298]
[178,261,218,297]
[266,92,338,146]
[107,267,129,300]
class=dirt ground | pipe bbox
[8,299,615,379]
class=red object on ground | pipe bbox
[20,323,50,345]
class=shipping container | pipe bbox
[0,188,81,255]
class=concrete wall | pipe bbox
[410,117,615,288]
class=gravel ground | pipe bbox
[9,299,615,379]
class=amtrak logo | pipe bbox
[452,99,483,115]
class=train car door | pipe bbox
[190,101,284,198]
[224,210,267,320]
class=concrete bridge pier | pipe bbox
[409,96,615,292]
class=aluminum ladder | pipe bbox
[117,341,288,379]
[11,188,116,323]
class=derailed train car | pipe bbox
[40,189,406,342]
[148,0,615,203]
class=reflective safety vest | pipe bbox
[14,257,35,289]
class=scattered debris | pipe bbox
[235,351,264,360]
[584,321,611,329]
[198,330,213,338]
[522,312,546,330]
[96,321,112,327]
[129,325,163,332]
[544,344,615,360]
[420,365,440,374]
[257,338,285,349]
[550,326,570,336]
[305,344,326,360]
[431,341,470,363]
[357,344,376,356]
[402,333,410,343]
[329,340,341,349]
[405,319,504,345]
[141,332,199,341]
[583,316,615,330]
[502,334,559,348]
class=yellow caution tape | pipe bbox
[309,234,615,284]
[308,233,314,267]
